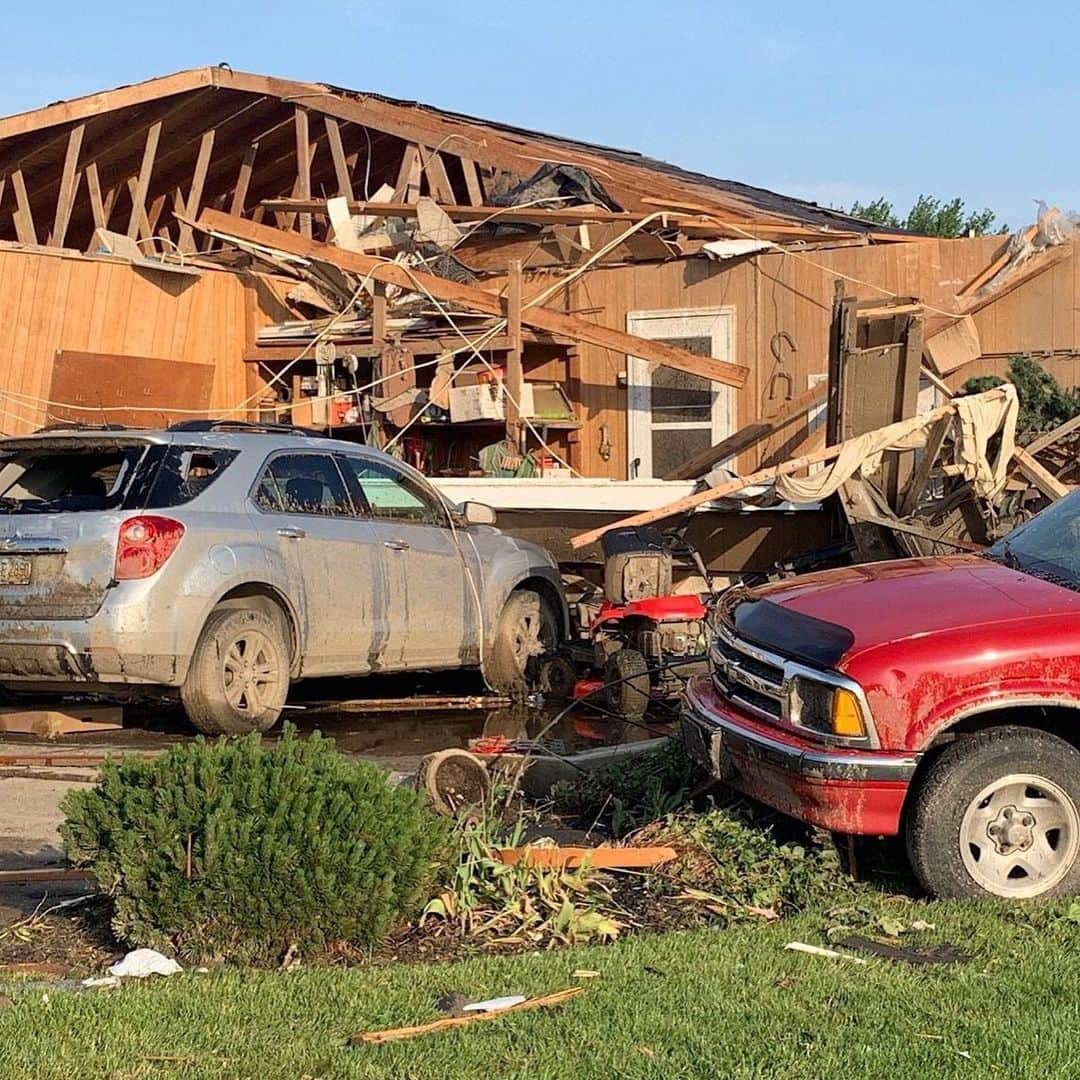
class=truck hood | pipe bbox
[752,554,1080,661]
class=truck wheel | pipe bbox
[181,607,289,736]
[906,725,1080,899]
[484,589,557,692]
[604,648,651,717]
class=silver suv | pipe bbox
[0,423,568,734]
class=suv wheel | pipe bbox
[484,589,557,693]
[906,725,1080,899]
[181,607,289,736]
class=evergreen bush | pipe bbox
[60,727,449,965]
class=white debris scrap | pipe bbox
[107,948,183,978]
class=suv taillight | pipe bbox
[115,516,185,580]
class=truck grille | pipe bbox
[711,622,788,721]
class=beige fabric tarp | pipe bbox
[774,384,1018,504]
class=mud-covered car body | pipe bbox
[0,426,567,698]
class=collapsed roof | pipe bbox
[0,66,903,256]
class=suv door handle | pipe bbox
[277,527,307,539]
[383,539,410,551]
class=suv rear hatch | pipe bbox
[0,436,157,619]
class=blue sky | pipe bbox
[3,1,1074,229]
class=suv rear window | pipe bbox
[0,442,149,513]
[144,446,239,508]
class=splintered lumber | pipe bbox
[570,389,1006,549]
[1012,445,1073,500]
[195,209,749,389]
[349,988,584,1045]
[663,383,826,480]
[1025,414,1080,457]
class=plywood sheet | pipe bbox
[48,349,215,427]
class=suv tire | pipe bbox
[181,607,290,736]
[906,725,1080,899]
[484,589,557,693]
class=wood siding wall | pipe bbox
[565,235,1080,478]
[0,245,282,434]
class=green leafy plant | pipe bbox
[60,727,449,965]
[637,805,849,921]
[552,740,705,838]
[964,355,1080,433]
[424,800,621,948]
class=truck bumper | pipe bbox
[681,675,918,836]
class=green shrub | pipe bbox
[60,727,449,965]
[964,356,1080,433]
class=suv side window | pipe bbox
[254,453,353,517]
[338,456,447,527]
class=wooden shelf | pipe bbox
[416,419,581,430]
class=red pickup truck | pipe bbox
[682,493,1080,900]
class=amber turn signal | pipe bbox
[831,688,866,738]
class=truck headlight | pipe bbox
[793,678,867,739]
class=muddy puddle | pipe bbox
[0,671,675,775]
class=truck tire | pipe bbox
[484,589,557,693]
[604,648,651,717]
[181,607,290,736]
[906,725,1080,899]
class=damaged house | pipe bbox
[0,66,1076,574]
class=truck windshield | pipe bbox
[985,490,1080,590]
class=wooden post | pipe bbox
[324,116,354,201]
[506,259,523,448]
[85,162,108,230]
[229,143,258,217]
[294,108,312,239]
[177,129,215,252]
[393,144,421,202]
[11,168,36,245]
[51,123,85,248]
[371,281,387,346]
[127,120,162,241]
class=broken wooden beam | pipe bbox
[195,208,749,389]
[663,383,826,480]
[1013,445,1073,500]
[570,389,1007,549]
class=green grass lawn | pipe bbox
[3,898,1080,1080]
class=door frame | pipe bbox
[625,306,736,479]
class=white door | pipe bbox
[626,309,734,479]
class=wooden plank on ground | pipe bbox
[663,383,825,480]
[195,208,750,389]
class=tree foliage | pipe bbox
[963,356,1080,433]
[60,727,449,965]
[849,194,1004,238]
